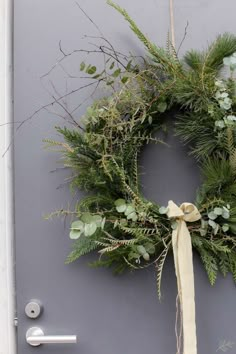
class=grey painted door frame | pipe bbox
[0,0,16,353]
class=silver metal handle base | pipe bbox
[26,327,77,346]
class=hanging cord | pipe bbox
[175,294,183,354]
[169,0,176,49]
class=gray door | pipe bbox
[14,1,236,354]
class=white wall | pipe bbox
[0,0,16,353]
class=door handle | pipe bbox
[26,327,77,346]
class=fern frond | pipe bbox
[219,253,230,277]
[107,237,137,245]
[228,251,236,282]
[65,235,98,264]
[119,225,159,239]
[99,244,120,254]
[203,239,231,254]
[198,248,218,285]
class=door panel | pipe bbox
[14,1,236,353]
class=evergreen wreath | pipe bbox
[46,1,236,297]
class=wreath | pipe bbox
[46,1,236,353]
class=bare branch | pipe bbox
[75,1,104,37]
[51,93,83,129]
[177,21,189,54]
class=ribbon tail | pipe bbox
[172,221,197,354]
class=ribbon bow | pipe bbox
[167,200,201,354]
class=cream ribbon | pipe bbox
[167,200,201,354]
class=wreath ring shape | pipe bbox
[46,2,236,353]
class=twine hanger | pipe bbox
[169,0,176,48]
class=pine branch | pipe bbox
[106,0,179,74]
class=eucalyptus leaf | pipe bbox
[223,57,231,66]
[222,210,230,219]
[84,222,97,237]
[143,253,150,261]
[137,245,146,255]
[215,80,225,88]
[81,212,94,224]
[120,219,128,226]
[145,243,155,254]
[127,211,138,221]
[201,219,208,229]
[215,91,222,100]
[226,115,236,121]
[219,97,232,110]
[101,217,106,230]
[70,229,82,240]
[92,215,103,225]
[208,211,218,220]
[220,92,229,98]
[213,223,220,235]
[208,219,217,229]
[115,199,126,206]
[116,204,127,213]
[125,205,135,216]
[71,220,84,230]
[171,221,178,230]
[128,252,140,260]
[199,228,208,236]
[222,224,229,232]
[159,206,168,214]
[215,120,225,129]
[213,207,223,215]
[148,116,153,124]
[115,199,127,213]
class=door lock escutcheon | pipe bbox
[25,300,43,319]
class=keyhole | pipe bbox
[31,310,35,314]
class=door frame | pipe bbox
[0,0,16,353]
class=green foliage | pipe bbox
[205,33,236,71]
[47,2,236,291]
[65,234,99,264]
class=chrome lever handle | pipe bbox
[26,327,77,346]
